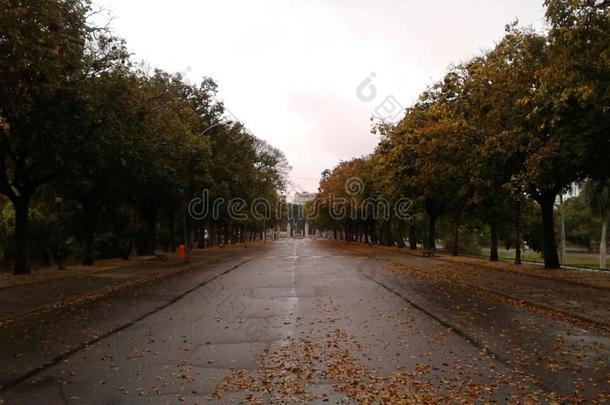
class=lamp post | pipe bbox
[55,197,65,270]
[515,196,524,265]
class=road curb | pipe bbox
[327,242,610,334]
[0,257,255,392]
[379,257,610,335]
[0,259,157,292]
[399,250,610,291]
[0,243,270,327]
[0,263,191,328]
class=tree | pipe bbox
[564,193,597,251]
[524,0,610,266]
[56,67,141,264]
[311,2,606,272]
[0,1,290,273]
[491,27,572,269]
[0,0,126,274]
[393,87,470,254]
[452,50,528,262]
[584,180,610,269]
[543,0,610,182]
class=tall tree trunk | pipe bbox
[197,224,205,249]
[136,215,157,256]
[81,205,96,265]
[13,195,31,275]
[427,214,437,254]
[82,230,95,265]
[382,221,391,246]
[121,236,133,260]
[539,194,561,269]
[409,225,417,250]
[82,223,95,265]
[490,222,499,262]
[453,222,459,257]
[398,221,406,248]
[515,200,522,265]
[146,219,157,254]
[169,212,176,252]
[231,224,237,244]
[600,215,608,270]
[183,202,191,263]
[211,224,216,246]
[559,193,566,265]
[370,223,377,245]
[452,209,463,256]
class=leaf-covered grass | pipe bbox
[480,248,608,269]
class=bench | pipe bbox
[422,249,436,257]
[154,249,168,260]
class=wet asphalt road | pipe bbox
[1,239,609,404]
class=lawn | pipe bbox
[478,248,608,269]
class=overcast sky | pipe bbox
[94,0,547,195]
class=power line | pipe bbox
[290,176,320,181]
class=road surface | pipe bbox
[1,240,609,404]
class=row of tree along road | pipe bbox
[0,0,289,274]
[308,0,609,270]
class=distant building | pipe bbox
[288,192,318,238]
[292,192,317,205]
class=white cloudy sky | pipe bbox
[94,0,547,195]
